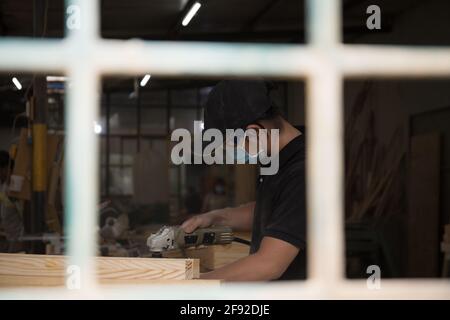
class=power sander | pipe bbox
[146,225,248,257]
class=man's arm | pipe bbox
[200,236,299,281]
[181,201,255,233]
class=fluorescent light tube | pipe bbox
[46,76,68,82]
[140,74,151,87]
[12,77,22,90]
[182,2,201,27]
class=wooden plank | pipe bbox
[99,279,220,286]
[0,275,220,287]
[407,133,441,277]
[192,258,200,279]
[185,243,250,271]
[0,253,200,287]
[234,231,252,241]
[0,275,63,287]
[184,247,214,271]
[162,242,250,272]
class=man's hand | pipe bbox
[180,202,256,233]
[181,213,215,233]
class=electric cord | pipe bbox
[233,237,251,246]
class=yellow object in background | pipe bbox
[9,144,17,160]
[32,123,47,192]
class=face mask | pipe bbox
[225,145,258,163]
[223,126,268,164]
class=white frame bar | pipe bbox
[0,0,449,299]
[2,41,450,77]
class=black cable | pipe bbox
[233,237,251,246]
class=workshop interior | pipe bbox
[0,0,449,295]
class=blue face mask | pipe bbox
[223,128,265,163]
[225,145,258,163]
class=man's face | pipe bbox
[244,124,273,156]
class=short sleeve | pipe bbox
[262,168,306,250]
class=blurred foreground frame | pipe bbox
[0,0,449,299]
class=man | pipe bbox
[181,80,306,281]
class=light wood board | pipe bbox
[164,243,250,272]
[0,253,200,287]
[0,275,220,287]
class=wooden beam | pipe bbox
[0,275,220,287]
[164,243,250,272]
[0,253,200,287]
[163,233,251,272]
[188,243,250,271]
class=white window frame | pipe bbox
[1,0,450,299]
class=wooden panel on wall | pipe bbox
[407,133,441,276]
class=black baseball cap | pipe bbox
[203,80,274,133]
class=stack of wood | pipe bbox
[184,242,250,272]
[441,224,450,277]
[345,81,405,223]
[163,232,251,272]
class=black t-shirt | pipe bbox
[250,127,306,280]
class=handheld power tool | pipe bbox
[146,225,236,257]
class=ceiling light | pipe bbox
[12,77,22,90]
[140,74,151,87]
[46,76,68,82]
[182,2,201,27]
